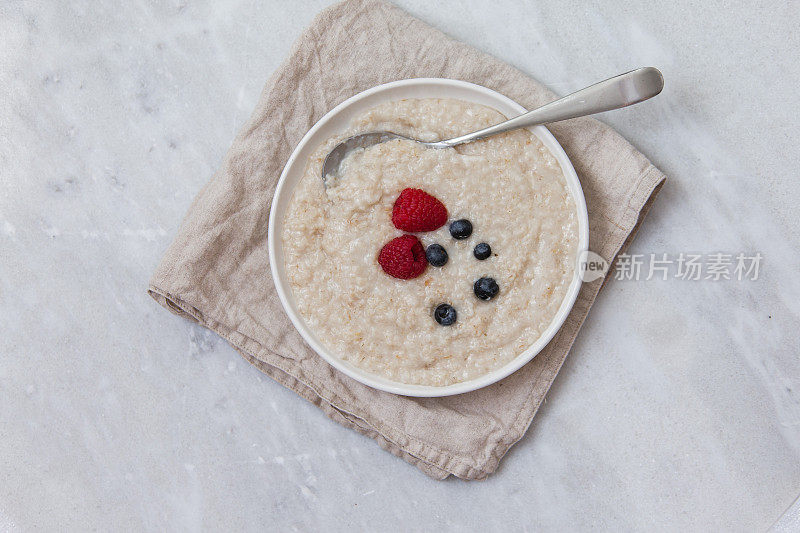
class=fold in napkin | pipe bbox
[149,0,665,480]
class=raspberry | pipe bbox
[378,235,427,279]
[391,188,448,232]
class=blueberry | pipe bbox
[474,277,499,300]
[426,244,448,267]
[434,303,457,326]
[473,242,491,260]
[449,219,472,240]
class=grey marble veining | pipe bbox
[1,1,799,531]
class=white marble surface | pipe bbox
[2,1,799,531]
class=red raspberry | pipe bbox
[391,188,448,232]
[378,235,427,279]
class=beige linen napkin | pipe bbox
[149,0,665,480]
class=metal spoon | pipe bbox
[322,67,664,185]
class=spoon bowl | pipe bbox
[322,132,450,186]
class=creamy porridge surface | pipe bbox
[281,98,578,386]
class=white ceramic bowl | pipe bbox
[268,78,589,397]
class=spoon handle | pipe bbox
[440,67,664,147]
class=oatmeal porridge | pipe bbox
[281,98,578,386]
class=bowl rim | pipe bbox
[268,78,589,397]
